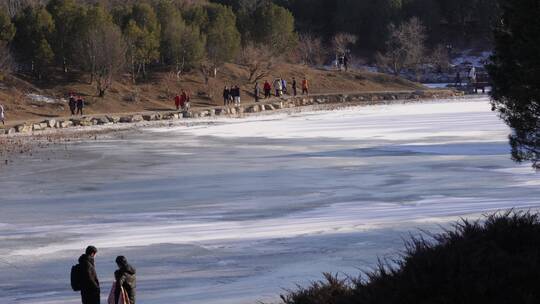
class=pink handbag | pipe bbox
[107,282,130,304]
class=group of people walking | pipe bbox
[221,77,309,106]
[258,76,309,101]
[223,85,241,106]
[69,93,85,116]
[73,246,136,304]
[174,90,191,111]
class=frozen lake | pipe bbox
[1,97,539,304]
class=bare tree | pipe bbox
[332,33,358,55]
[429,44,450,73]
[78,22,126,97]
[163,71,180,99]
[239,43,274,83]
[198,59,212,85]
[296,33,326,66]
[95,26,126,97]
[377,17,427,76]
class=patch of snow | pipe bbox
[27,93,65,104]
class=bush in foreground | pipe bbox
[281,211,540,304]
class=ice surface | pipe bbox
[1,97,539,304]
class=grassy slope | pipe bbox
[0,63,424,124]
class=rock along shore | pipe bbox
[0,89,462,137]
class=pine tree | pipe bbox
[205,4,241,74]
[488,0,540,168]
[46,0,81,73]
[0,10,16,43]
[12,6,55,79]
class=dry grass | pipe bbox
[0,63,423,126]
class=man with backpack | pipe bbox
[72,246,100,304]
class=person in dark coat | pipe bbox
[114,256,136,304]
[69,94,77,115]
[79,246,100,304]
[223,86,230,106]
[76,96,84,116]
[455,72,462,87]
[292,77,297,96]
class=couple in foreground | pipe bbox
[75,246,136,304]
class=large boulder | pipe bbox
[162,113,175,120]
[16,124,32,133]
[94,117,111,125]
[32,124,42,131]
[131,114,144,122]
[45,119,56,128]
[5,128,16,135]
[106,115,121,123]
[272,102,284,109]
[246,105,259,113]
[264,104,275,111]
[142,114,157,121]
[60,120,74,128]
[71,118,92,126]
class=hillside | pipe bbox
[0,63,424,125]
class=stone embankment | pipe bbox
[1,90,460,136]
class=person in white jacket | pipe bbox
[0,104,5,125]
[274,78,283,97]
[469,67,477,84]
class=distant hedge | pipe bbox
[281,211,540,304]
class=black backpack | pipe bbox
[71,264,82,291]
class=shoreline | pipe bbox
[0,89,470,162]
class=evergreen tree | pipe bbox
[46,0,81,72]
[12,6,55,79]
[251,1,297,54]
[204,4,241,73]
[0,9,16,43]
[121,3,161,80]
[488,0,540,168]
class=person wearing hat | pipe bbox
[79,246,100,304]
[113,256,136,304]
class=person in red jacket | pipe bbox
[263,80,272,98]
[174,94,181,110]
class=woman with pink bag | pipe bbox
[108,256,136,304]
